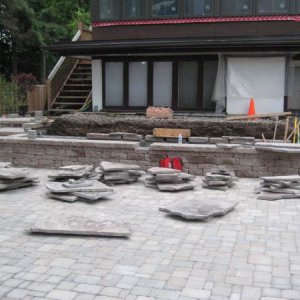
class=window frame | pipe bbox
[102,56,217,112]
[123,0,146,20]
[255,0,291,15]
[98,0,121,21]
[151,0,180,19]
[184,0,215,17]
[220,0,253,16]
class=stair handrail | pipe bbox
[46,28,92,109]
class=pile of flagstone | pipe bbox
[256,175,300,201]
[48,165,98,181]
[144,167,195,191]
[46,179,114,202]
[96,161,144,185]
[203,169,237,191]
[0,168,39,191]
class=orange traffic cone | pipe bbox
[248,98,256,116]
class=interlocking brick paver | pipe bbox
[0,169,299,299]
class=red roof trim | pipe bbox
[93,15,300,27]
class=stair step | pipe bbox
[65,84,91,87]
[67,79,92,81]
[53,102,84,106]
[72,72,92,74]
[61,90,91,93]
[49,109,79,112]
[57,96,86,99]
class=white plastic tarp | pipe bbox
[226,57,286,114]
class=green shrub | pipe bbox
[0,75,20,114]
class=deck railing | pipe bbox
[46,28,92,110]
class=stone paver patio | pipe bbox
[0,168,299,300]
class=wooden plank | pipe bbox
[153,128,191,138]
[226,112,292,121]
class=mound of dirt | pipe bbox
[48,113,288,139]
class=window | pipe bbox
[105,62,123,106]
[153,62,173,106]
[296,0,300,13]
[178,61,199,108]
[185,0,213,16]
[221,0,251,14]
[257,0,288,13]
[99,0,119,20]
[152,0,178,17]
[124,0,143,18]
[129,62,148,106]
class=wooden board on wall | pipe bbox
[153,128,191,138]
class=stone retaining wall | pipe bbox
[0,136,299,178]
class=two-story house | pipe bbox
[48,0,300,114]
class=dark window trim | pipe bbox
[95,0,300,22]
[102,56,217,111]
[183,0,215,17]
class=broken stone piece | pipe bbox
[159,200,238,220]
[29,215,131,238]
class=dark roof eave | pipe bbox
[46,36,300,56]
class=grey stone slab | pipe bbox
[0,168,29,180]
[145,135,165,142]
[46,181,113,193]
[257,192,300,201]
[29,215,131,238]
[0,162,12,168]
[87,133,111,140]
[62,180,94,188]
[229,137,255,145]
[203,179,229,186]
[180,173,196,181]
[261,175,300,183]
[157,182,195,192]
[159,199,238,220]
[203,185,228,191]
[188,137,209,144]
[100,161,140,172]
[0,181,36,191]
[148,167,180,175]
[209,138,223,144]
[155,174,183,183]
[255,146,300,154]
[217,144,241,149]
[73,191,114,201]
[46,192,78,203]
[104,172,131,181]
[59,165,94,172]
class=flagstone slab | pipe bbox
[100,161,140,172]
[148,167,180,175]
[59,165,94,172]
[0,168,29,180]
[159,199,238,220]
[29,216,131,238]
[158,182,195,192]
[46,181,113,193]
[46,192,78,203]
[73,191,114,201]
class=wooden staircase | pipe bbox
[48,59,92,115]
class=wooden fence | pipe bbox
[27,85,47,112]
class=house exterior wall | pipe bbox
[92,21,300,41]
